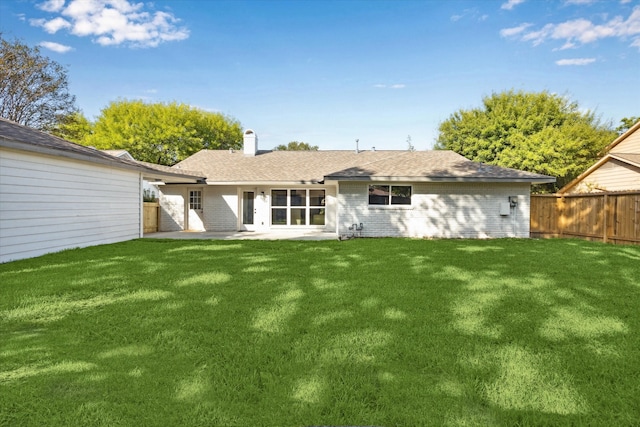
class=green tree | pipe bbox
[273,141,319,151]
[0,35,77,129]
[615,116,639,134]
[83,100,242,165]
[47,111,93,143]
[435,90,616,191]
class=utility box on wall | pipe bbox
[500,202,511,216]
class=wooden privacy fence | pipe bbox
[530,191,640,245]
[143,202,159,233]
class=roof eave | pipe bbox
[325,175,556,183]
[1,137,146,175]
[2,137,205,183]
[143,171,204,183]
[203,179,326,186]
[610,154,640,169]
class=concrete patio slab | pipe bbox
[143,230,339,241]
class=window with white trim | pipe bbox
[189,190,202,210]
[368,185,411,205]
[271,189,325,226]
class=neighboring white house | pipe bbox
[559,120,640,194]
[0,118,204,263]
[158,129,555,238]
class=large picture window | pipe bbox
[368,185,411,205]
[271,189,325,226]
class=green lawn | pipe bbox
[1,238,639,426]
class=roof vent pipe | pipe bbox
[355,139,359,154]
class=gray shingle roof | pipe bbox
[175,149,555,183]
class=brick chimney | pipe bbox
[243,129,257,156]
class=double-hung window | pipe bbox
[271,189,325,226]
[368,185,411,205]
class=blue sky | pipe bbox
[1,0,639,150]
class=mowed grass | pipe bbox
[1,238,639,426]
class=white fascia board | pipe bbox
[204,180,328,186]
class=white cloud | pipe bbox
[501,0,526,11]
[39,41,74,53]
[38,0,65,13]
[556,41,577,50]
[564,0,597,4]
[450,8,487,23]
[30,0,189,48]
[374,84,406,89]
[555,58,596,65]
[500,23,532,37]
[32,16,72,34]
[502,6,640,50]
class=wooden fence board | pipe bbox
[530,191,640,245]
[143,202,159,233]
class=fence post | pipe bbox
[603,193,608,243]
[557,196,565,237]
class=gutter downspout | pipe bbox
[139,173,144,238]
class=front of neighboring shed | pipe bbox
[0,118,203,263]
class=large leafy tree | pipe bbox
[47,111,93,143]
[84,100,243,165]
[615,116,639,134]
[0,35,77,129]
[435,90,616,190]
[273,141,319,151]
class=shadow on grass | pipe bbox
[0,238,638,425]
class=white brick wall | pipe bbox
[158,186,185,231]
[160,182,531,238]
[203,186,238,231]
[337,181,531,238]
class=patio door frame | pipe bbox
[238,188,257,231]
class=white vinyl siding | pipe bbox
[610,130,640,154]
[572,159,640,193]
[0,148,141,263]
[338,181,531,238]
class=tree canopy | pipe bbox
[273,141,319,151]
[47,111,93,143]
[83,100,243,165]
[0,35,77,130]
[615,116,639,134]
[435,90,617,191]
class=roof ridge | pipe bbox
[349,150,414,168]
